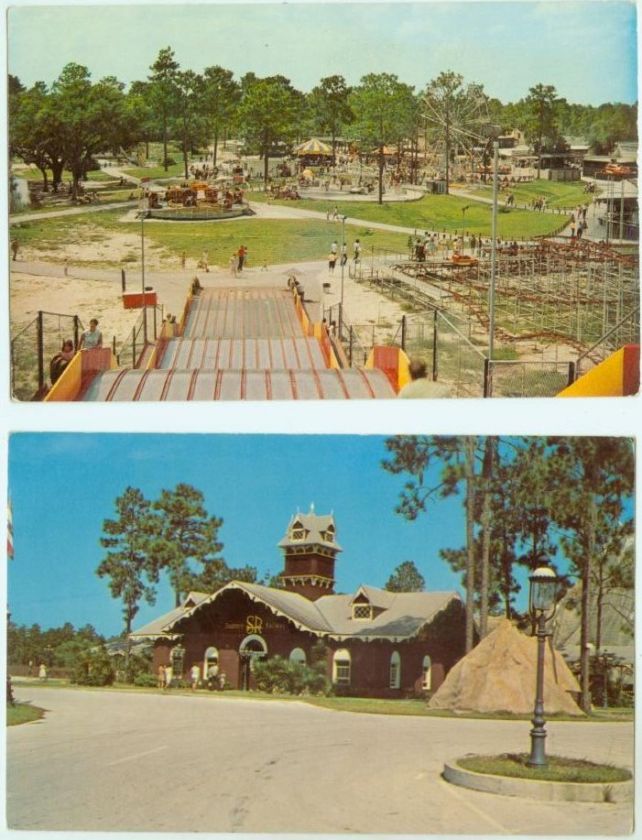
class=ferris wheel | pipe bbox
[422,81,492,181]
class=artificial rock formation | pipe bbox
[428,619,584,716]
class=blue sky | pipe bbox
[7,2,638,105]
[8,433,471,636]
[7,433,636,637]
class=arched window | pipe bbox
[289,648,307,667]
[332,649,351,686]
[204,646,219,678]
[389,651,401,689]
[422,655,432,691]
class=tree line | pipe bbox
[382,436,634,713]
[9,47,637,201]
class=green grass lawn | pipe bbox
[467,180,594,209]
[7,702,46,725]
[122,163,187,180]
[248,192,569,239]
[458,753,631,783]
[11,209,409,268]
[13,167,114,184]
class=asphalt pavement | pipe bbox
[6,685,634,834]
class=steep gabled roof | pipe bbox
[131,583,461,643]
[277,508,342,551]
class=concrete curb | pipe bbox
[443,760,633,803]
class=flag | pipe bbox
[7,499,14,559]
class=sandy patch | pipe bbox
[10,270,141,346]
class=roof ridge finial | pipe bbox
[310,502,315,513]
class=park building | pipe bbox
[131,506,467,696]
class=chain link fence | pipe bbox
[485,359,574,398]
[10,311,82,401]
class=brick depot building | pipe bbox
[132,508,467,697]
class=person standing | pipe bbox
[340,242,348,266]
[157,664,166,689]
[38,663,47,681]
[237,245,247,272]
[328,251,337,273]
[190,663,200,691]
[10,239,19,261]
[164,663,173,690]
[79,319,103,350]
[398,359,450,398]
[353,239,361,263]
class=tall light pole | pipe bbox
[339,214,347,337]
[527,565,559,767]
[141,210,148,345]
[488,140,499,361]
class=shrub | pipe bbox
[163,157,176,167]
[253,655,331,696]
[133,673,158,688]
[72,646,114,687]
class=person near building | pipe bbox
[164,663,173,690]
[79,319,102,350]
[157,664,166,689]
[398,359,451,398]
[190,663,201,691]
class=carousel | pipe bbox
[143,173,253,221]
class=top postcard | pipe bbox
[7,1,639,402]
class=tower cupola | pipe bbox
[277,505,341,600]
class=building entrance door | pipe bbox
[238,635,267,690]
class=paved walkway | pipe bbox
[9,200,137,226]
[7,685,634,834]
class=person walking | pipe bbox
[340,242,348,266]
[237,245,247,272]
[328,251,337,273]
[353,239,361,263]
[10,239,19,261]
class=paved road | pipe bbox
[7,685,633,834]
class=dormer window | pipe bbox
[322,526,335,543]
[353,604,372,620]
[291,521,305,540]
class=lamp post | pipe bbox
[527,565,559,767]
[339,214,347,337]
[141,210,148,345]
[488,140,499,361]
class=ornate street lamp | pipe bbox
[527,565,559,767]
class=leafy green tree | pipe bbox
[423,71,490,193]
[202,66,241,166]
[308,75,353,164]
[385,560,425,592]
[9,81,66,192]
[151,483,225,606]
[126,81,158,160]
[350,73,416,203]
[547,438,634,712]
[382,435,486,652]
[52,64,129,198]
[172,70,207,179]
[97,487,159,635]
[72,645,114,686]
[524,83,560,178]
[237,75,305,186]
[148,46,180,171]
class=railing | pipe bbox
[115,304,163,369]
[10,311,82,400]
[575,305,640,379]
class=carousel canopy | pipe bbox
[295,138,333,156]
